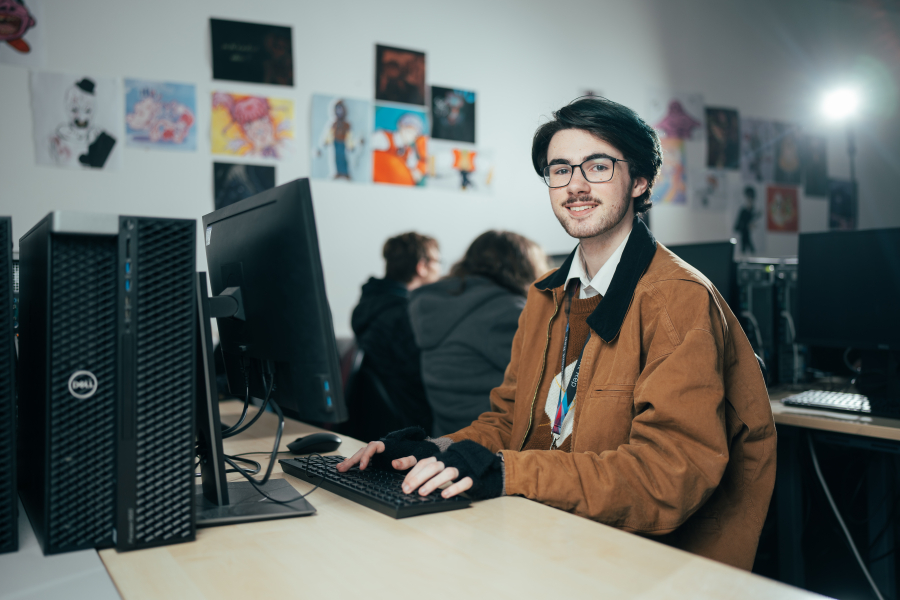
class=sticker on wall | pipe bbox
[766,185,799,232]
[802,135,829,197]
[211,92,293,159]
[652,137,687,205]
[431,86,475,144]
[741,118,777,184]
[427,140,494,193]
[828,179,857,230]
[0,0,45,67]
[124,79,196,151]
[310,95,372,183]
[375,44,426,106]
[690,169,728,211]
[706,107,740,169]
[773,123,802,186]
[213,162,275,210]
[729,182,765,256]
[210,18,293,86]
[646,91,704,141]
[30,71,121,170]
[372,104,429,186]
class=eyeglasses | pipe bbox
[541,157,627,188]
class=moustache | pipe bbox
[564,193,600,207]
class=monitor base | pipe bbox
[195,479,315,527]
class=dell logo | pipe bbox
[68,370,98,399]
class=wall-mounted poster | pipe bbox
[372,104,428,186]
[428,140,493,192]
[802,135,829,197]
[706,107,740,169]
[829,179,857,230]
[766,185,799,232]
[124,79,196,151]
[773,123,802,185]
[210,18,293,86]
[730,183,765,256]
[741,118,777,184]
[690,169,727,211]
[213,162,275,210]
[646,91,704,141]
[431,87,475,143]
[310,95,372,183]
[211,92,293,159]
[30,72,121,170]
[0,0,45,67]
[375,44,425,105]
[652,137,687,205]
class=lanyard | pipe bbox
[552,284,591,436]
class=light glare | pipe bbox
[822,88,860,120]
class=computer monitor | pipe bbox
[666,240,737,310]
[202,178,348,424]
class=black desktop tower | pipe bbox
[17,212,196,554]
[0,217,17,554]
[737,261,777,385]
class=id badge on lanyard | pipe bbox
[552,284,590,448]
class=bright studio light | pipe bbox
[822,88,860,120]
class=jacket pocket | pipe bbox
[576,387,635,451]
[589,384,635,398]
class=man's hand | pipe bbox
[401,456,474,499]
[336,441,387,471]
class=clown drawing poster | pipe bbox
[211,92,293,160]
[30,71,122,170]
[427,140,494,193]
[0,0,46,68]
[310,94,372,183]
[125,79,196,151]
[372,104,429,186]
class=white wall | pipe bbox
[1,0,898,337]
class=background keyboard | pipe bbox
[280,455,471,519]
[782,390,870,414]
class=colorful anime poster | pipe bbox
[802,135,829,197]
[375,45,426,106]
[741,118,777,184]
[652,137,687,205]
[210,18,293,86]
[690,169,728,211]
[0,0,45,67]
[211,92,293,159]
[431,86,475,143]
[310,94,372,183]
[729,182,766,256]
[30,72,121,170]
[829,179,857,230]
[766,185,799,232]
[124,79,196,151]
[372,104,429,186]
[427,140,494,193]
[706,107,740,169]
[213,162,275,210]
[646,91,704,141]
[773,123,802,186]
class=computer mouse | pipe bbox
[287,432,342,454]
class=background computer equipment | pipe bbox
[666,239,738,313]
[1,217,17,554]
[202,178,348,425]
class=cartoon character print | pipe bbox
[126,89,195,144]
[50,78,116,169]
[0,0,36,53]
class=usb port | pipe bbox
[125,279,131,292]
[125,261,131,274]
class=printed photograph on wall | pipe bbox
[124,79,196,151]
[690,169,728,211]
[211,92,293,159]
[427,140,493,192]
[372,104,428,186]
[375,44,425,105]
[0,0,45,67]
[829,179,857,230]
[729,182,766,255]
[431,86,475,143]
[741,118,777,184]
[646,91,704,141]
[766,185,799,232]
[706,107,740,169]
[310,94,372,183]
[802,134,829,197]
[30,72,121,170]
[210,18,293,86]
[773,122,802,185]
[651,137,687,205]
[213,162,276,210]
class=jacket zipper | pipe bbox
[518,288,561,451]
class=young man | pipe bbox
[340,98,776,570]
[348,232,442,439]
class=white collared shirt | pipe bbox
[564,231,631,299]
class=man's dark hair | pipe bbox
[383,232,437,283]
[449,230,544,296]
[531,97,662,214]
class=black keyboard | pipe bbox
[782,390,870,414]
[279,455,471,519]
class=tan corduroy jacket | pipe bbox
[445,216,776,571]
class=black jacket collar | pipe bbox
[535,215,657,342]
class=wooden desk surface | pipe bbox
[99,401,822,600]
[770,389,900,441]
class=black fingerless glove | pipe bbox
[435,440,503,500]
[369,426,441,470]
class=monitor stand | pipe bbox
[194,272,315,527]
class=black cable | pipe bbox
[223,452,327,504]
[232,451,293,458]
[223,364,274,439]
[221,359,252,438]
[225,455,261,475]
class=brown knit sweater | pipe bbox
[522,292,601,452]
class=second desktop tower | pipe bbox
[0,217,17,554]
[17,212,197,554]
